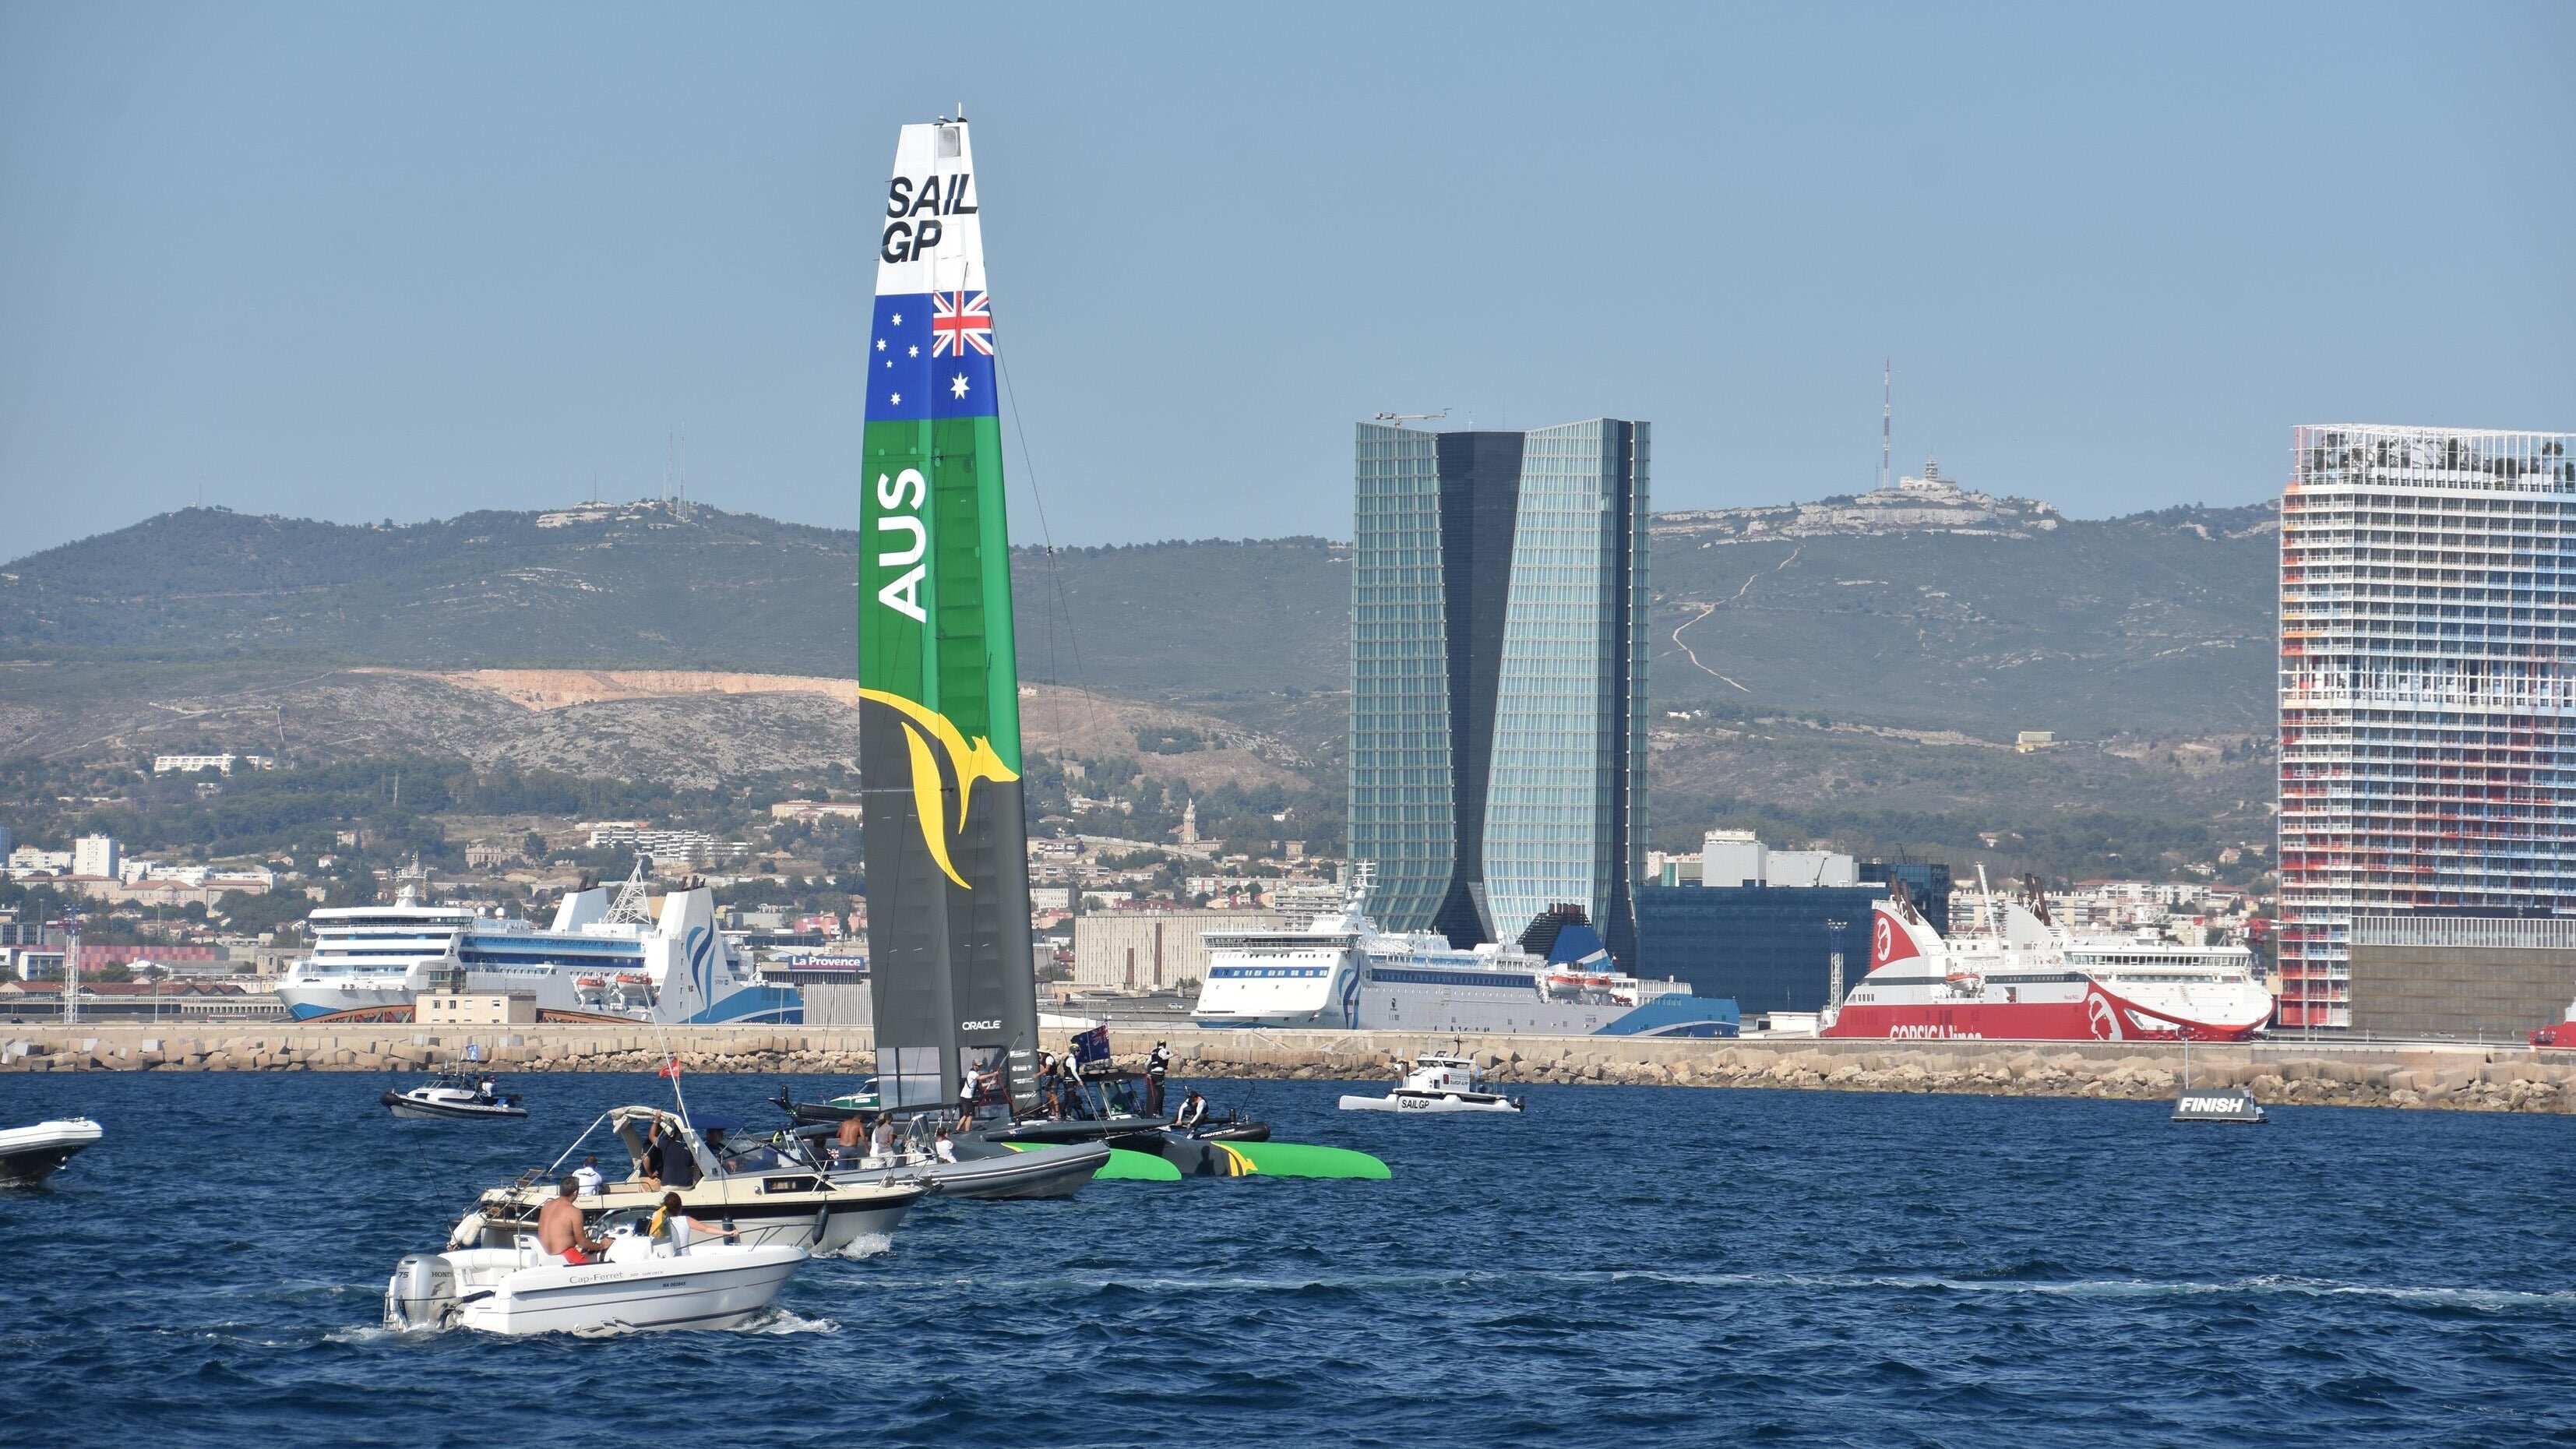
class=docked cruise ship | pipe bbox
[1190,866,1739,1038]
[275,864,798,1024]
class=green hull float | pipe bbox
[1089,1147,1184,1181]
[1163,1138,1390,1179]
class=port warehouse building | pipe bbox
[2348,914,2576,1040]
[1637,858,1954,1016]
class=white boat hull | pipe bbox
[1337,1090,1524,1114]
[384,1085,528,1121]
[0,1117,104,1186]
[387,1240,805,1335]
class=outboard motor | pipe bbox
[384,1253,459,1331]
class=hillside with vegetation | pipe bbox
[2,482,2282,883]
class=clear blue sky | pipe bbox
[3,2,2568,559]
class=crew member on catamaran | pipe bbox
[1145,1042,1172,1115]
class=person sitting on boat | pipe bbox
[538,1178,610,1265]
[572,1155,605,1195]
[477,1075,498,1102]
[1173,1090,1208,1131]
[647,1190,738,1257]
[932,1126,957,1164]
[1144,1042,1172,1116]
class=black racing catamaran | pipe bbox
[858,116,1039,1116]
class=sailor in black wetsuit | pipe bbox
[1144,1042,1172,1116]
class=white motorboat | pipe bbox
[384,1074,528,1121]
[809,1123,1108,1200]
[385,1218,807,1334]
[0,1116,104,1186]
[1338,1051,1525,1114]
[449,1106,921,1255]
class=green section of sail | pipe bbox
[858,413,1020,770]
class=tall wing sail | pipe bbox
[858,119,1038,1113]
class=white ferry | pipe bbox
[276,862,798,1024]
[1191,866,1739,1038]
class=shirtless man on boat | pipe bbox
[538,1177,610,1264]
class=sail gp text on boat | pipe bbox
[882,173,978,262]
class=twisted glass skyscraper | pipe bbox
[1348,418,1649,967]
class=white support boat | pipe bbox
[383,1074,528,1121]
[1339,1051,1525,1114]
[449,1106,920,1255]
[385,1221,807,1334]
[0,1116,104,1186]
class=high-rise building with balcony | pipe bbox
[2277,423,2576,1029]
[1348,418,1649,966]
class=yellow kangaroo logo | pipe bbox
[859,689,1019,890]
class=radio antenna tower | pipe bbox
[1879,359,1892,493]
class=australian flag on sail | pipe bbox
[866,291,997,423]
[1070,1024,1111,1065]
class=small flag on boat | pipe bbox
[657,1057,682,1080]
[1071,1024,1110,1064]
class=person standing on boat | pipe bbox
[650,1119,698,1189]
[868,1113,897,1163]
[1037,1049,1061,1118]
[834,1112,865,1162]
[1144,1042,1172,1116]
[957,1059,982,1123]
[1055,1048,1087,1119]
[538,1178,609,1264]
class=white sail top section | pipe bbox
[874,120,985,297]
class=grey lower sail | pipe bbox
[861,703,1039,1113]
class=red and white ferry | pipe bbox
[1822,888,2275,1043]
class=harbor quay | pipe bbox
[3,1022,2571,1114]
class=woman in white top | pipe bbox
[648,1191,737,1256]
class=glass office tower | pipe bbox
[2277,424,2576,1029]
[1348,418,1650,966]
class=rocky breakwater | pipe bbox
[0,1026,876,1077]
[1137,1032,2576,1115]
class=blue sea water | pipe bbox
[2,1071,2571,1448]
